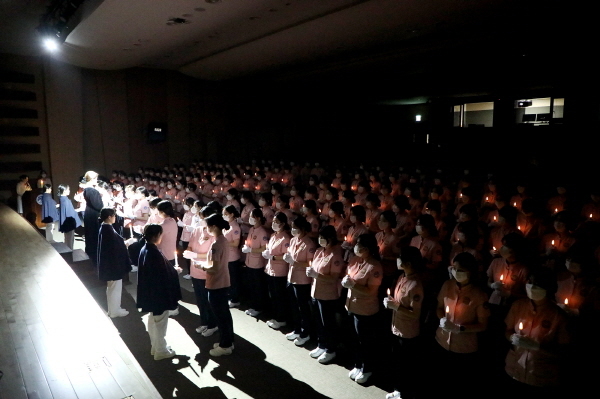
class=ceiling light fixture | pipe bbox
[166,17,191,26]
[43,37,59,52]
[205,0,221,4]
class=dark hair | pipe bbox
[501,232,526,256]
[399,246,424,273]
[273,211,290,231]
[380,210,397,229]
[453,252,480,284]
[207,200,223,214]
[259,192,273,204]
[149,197,162,209]
[457,221,479,248]
[201,205,216,218]
[305,186,318,198]
[187,182,197,191]
[350,205,366,222]
[277,194,290,208]
[57,184,69,196]
[184,197,196,207]
[356,234,381,261]
[143,223,163,244]
[19,174,28,181]
[100,207,116,221]
[205,213,230,230]
[365,193,380,208]
[498,206,518,226]
[416,214,438,236]
[342,190,355,203]
[459,203,478,220]
[157,200,175,218]
[223,204,240,219]
[319,225,339,246]
[303,199,319,215]
[250,208,266,225]
[528,267,557,298]
[44,183,52,190]
[136,186,149,197]
[330,201,345,218]
[292,215,311,233]
[393,195,411,211]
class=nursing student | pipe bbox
[240,208,270,317]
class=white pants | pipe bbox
[106,279,124,315]
[64,230,75,250]
[45,221,57,242]
[148,311,169,354]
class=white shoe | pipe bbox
[109,309,129,318]
[130,265,138,272]
[213,342,235,350]
[386,391,401,399]
[209,345,233,356]
[201,326,219,337]
[154,348,176,360]
[169,308,179,316]
[267,320,286,330]
[349,367,361,380]
[294,336,310,346]
[317,351,336,364]
[152,345,170,356]
[182,274,192,280]
[310,347,326,358]
[354,371,372,384]
[286,332,300,341]
[228,300,240,308]
[246,309,261,317]
[195,325,208,334]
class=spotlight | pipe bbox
[43,37,59,51]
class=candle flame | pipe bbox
[564,298,569,305]
[387,288,391,296]
[555,208,558,213]
[493,246,497,251]
[485,196,489,201]
[519,322,523,331]
[445,305,450,314]
[590,214,593,219]
[514,202,517,207]
[551,240,555,246]
[344,236,347,241]
[500,274,504,281]
[493,215,497,221]
[517,225,521,230]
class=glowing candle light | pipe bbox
[459,193,463,198]
[555,208,558,214]
[518,225,521,230]
[564,298,569,306]
[485,196,489,202]
[551,240,555,247]
[514,202,517,207]
[387,288,391,297]
[500,274,504,282]
[493,246,497,251]
[590,213,593,219]
[174,251,179,267]
[493,215,497,221]
[344,235,348,242]
[519,322,523,333]
[445,305,450,319]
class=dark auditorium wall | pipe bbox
[42,57,225,192]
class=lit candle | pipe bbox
[500,274,504,283]
[518,322,524,334]
[493,215,497,221]
[493,246,497,251]
[590,213,593,219]
[485,196,489,202]
[564,298,569,306]
[387,288,391,297]
[554,208,558,214]
[551,239,555,247]
[517,225,521,230]
[344,235,348,242]
[513,202,517,207]
[174,251,179,267]
[445,305,450,319]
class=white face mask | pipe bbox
[259,199,266,207]
[276,202,283,210]
[176,185,182,189]
[272,222,281,232]
[318,238,328,247]
[183,205,190,211]
[328,210,335,218]
[357,187,364,193]
[191,207,198,214]
[167,184,173,189]
[291,228,300,237]
[226,194,233,200]
[526,284,547,301]
[415,225,424,235]
[396,258,404,270]
[160,183,165,188]
[325,194,332,200]
[378,221,388,230]
[290,190,297,196]
[135,178,141,182]
[241,198,247,204]
[452,269,469,283]
[248,217,256,225]
[193,177,199,182]
[354,245,362,256]
[350,215,357,224]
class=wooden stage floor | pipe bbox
[0,204,161,399]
